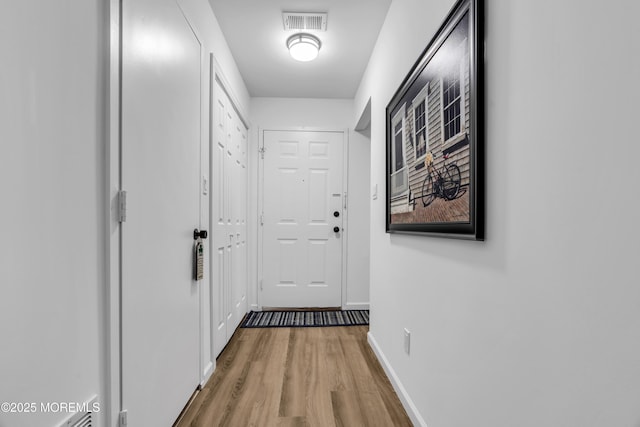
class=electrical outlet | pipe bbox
[404,328,411,355]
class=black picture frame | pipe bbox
[385,0,484,240]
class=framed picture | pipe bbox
[385,0,484,240]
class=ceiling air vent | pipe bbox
[282,12,327,31]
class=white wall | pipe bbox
[0,2,106,427]
[0,0,250,426]
[355,1,640,426]
[346,127,371,308]
[179,0,250,114]
[249,98,370,309]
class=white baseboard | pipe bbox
[343,302,370,310]
[367,332,428,427]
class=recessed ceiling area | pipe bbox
[208,0,392,99]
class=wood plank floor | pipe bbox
[175,326,412,427]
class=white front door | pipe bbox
[121,0,201,424]
[261,130,345,308]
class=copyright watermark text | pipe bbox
[1,401,100,414]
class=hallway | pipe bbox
[3,0,640,426]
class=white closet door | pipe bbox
[211,78,248,357]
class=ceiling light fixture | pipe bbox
[286,33,321,62]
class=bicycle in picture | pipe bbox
[421,151,461,207]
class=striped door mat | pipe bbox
[241,310,369,328]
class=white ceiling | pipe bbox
[208,0,392,99]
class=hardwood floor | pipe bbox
[175,326,412,426]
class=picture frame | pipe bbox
[385,0,484,240]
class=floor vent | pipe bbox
[59,396,97,427]
[67,411,91,427]
[282,12,327,31]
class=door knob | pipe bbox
[194,229,208,240]
[333,226,340,233]
[333,211,340,217]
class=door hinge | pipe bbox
[119,410,128,427]
[118,190,127,223]
[259,146,265,159]
[343,192,348,209]
[260,213,264,226]
[260,279,263,291]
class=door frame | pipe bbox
[107,1,121,426]
[257,128,350,310]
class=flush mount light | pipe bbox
[286,33,321,62]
